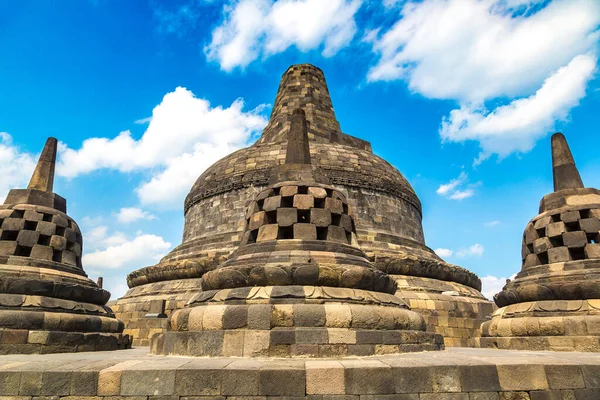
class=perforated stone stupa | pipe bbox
[151,108,443,357]
[0,138,130,354]
[481,133,600,351]
[111,63,492,347]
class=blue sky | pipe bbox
[1,0,599,299]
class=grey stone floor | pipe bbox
[1,347,599,398]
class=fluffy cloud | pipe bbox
[206,0,362,71]
[440,54,597,161]
[57,87,267,209]
[480,273,517,300]
[368,0,600,160]
[436,172,476,200]
[83,233,171,270]
[434,248,453,258]
[456,243,485,257]
[0,133,37,202]
[115,207,156,224]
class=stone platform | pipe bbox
[1,348,599,399]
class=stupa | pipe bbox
[0,138,130,354]
[481,133,600,351]
[151,108,443,357]
[111,64,492,347]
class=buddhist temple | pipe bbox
[0,138,130,353]
[110,63,492,347]
[480,132,600,351]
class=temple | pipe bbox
[110,63,492,347]
[480,132,600,351]
[0,138,130,353]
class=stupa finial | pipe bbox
[27,137,57,193]
[285,108,311,165]
[551,132,584,191]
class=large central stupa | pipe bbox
[111,64,492,346]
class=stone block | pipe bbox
[294,304,326,327]
[0,240,17,254]
[49,235,67,251]
[243,331,270,357]
[2,218,25,231]
[222,366,259,395]
[308,186,328,198]
[340,214,353,232]
[293,223,316,239]
[263,195,282,212]
[222,330,245,357]
[257,224,279,242]
[306,360,345,395]
[23,210,43,221]
[460,365,501,392]
[327,226,347,243]
[585,243,600,258]
[533,237,552,254]
[325,198,343,214]
[41,371,71,395]
[30,244,53,260]
[310,208,332,227]
[35,221,56,236]
[562,231,587,248]
[534,215,553,230]
[344,362,394,394]
[561,210,580,223]
[524,253,541,268]
[545,365,585,389]
[62,250,77,266]
[548,247,571,263]
[248,304,271,330]
[245,201,260,219]
[259,365,306,396]
[277,208,297,227]
[223,305,248,329]
[579,218,600,233]
[496,365,548,391]
[295,328,328,344]
[174,368,220,396]
[249,211,269,231]
[280,185,298,197]
[546,222,566,238]
[16,230,39,247]
[294,194,314,209]
[70,370,99,395]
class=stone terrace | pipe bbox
[1,348,599,399]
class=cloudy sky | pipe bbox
[1,0,599,300]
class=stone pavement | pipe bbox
[1,347,599,399]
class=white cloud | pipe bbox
[206,0,362,71]
[0,133,37,202]
[484,220,501,227]
[456,243,485,257]
[368,0,600,160]
[436,172,476,200]
[480,273,517,300]
[57,87,268,209]
[440,54,597,161]
[83,233,171,270]
[434,248,453,258]
[115,207,156,223]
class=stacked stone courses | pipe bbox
[112,63,492,346]
[0,138,130,353]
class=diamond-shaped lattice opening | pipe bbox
[570,247,586,261]
[266,211,277,224]
[55,226,66,236]
[52,249,63,262]
[314,197,325,208]
[279,226,293,239]
[550,237,563,247]
[11,210,24,218]
[14,245,32,257]
[536,228,545,238]
[551,214,561,222]
[564,222,579,232]
[298,186,308,194]
[580,209,591,219]
[42,213,53,222]
[316,227,328,240]
[1,230,18,241]
[38,234,51,245]
[331,214,341,226]
[538,252,549,265]
[298,210,310,223]
[24,221,37,231]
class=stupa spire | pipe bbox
[551,132,584,191]
[27,137,57,193]
[285,108,311,165]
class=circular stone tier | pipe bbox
[151,286,443,357]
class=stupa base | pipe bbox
[152,328,443,357]
[480,335,600,352]
[0,329,131,354]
